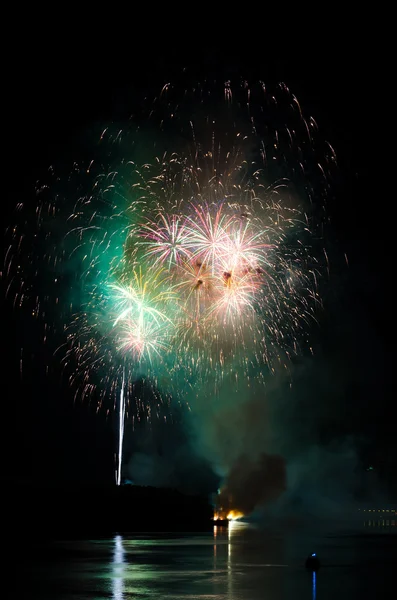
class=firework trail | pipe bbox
[5,80,336,482]
[117,367,125,486]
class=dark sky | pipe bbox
[4,40,394,494]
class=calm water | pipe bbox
[16,521,396,599]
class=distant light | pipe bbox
[311,553,316,557]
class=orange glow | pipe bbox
[213,507,244,521]
[213,511,226,520]
[226,510,244,521]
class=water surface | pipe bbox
[18,520,396,599]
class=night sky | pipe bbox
[4,40,395,502]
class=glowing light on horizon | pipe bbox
[226,510,244,521]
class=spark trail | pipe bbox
[117,367,126,486]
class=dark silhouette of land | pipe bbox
[6,485,213,537]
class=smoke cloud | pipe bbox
[121,301,392,518]
[218,453,286,515]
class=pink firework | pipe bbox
[139,213,193,268]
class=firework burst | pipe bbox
[5,80,334,481]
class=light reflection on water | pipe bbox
[108,521,290,599]
[24,520,396,599]
[312,571,317,600]
[112,535,124,600]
